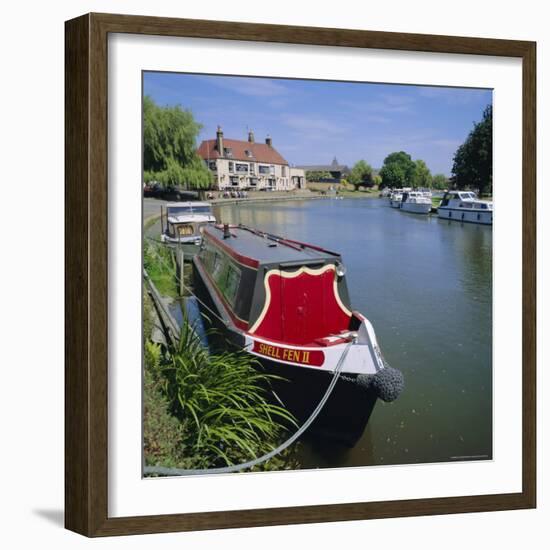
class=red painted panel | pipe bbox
[253,267,351,345]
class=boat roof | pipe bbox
[204,225,341,266]
[166,202,211,208]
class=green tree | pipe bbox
[143,96,212,189]
[451,105,492,195]
[379,151,416,189]
[432,173,448,190]
[411,159,432,188]
[305,170,332,182]
[347,160,374,190]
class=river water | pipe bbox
[213,197,493,468]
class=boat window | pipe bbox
[167,206,212,216]
[168,206,192,216]
[177,224,194,236]
[212,253,224,281]
[221,264,241,307]
[480,204,488,210]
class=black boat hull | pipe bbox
[192,260,377,446]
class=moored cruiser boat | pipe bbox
[160,202,216,254]
[399,190,432,214]
[389,190,403,208]
[193,224,404,444]
[437,190,493,225]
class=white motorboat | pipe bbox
[437,191,493,225]
[389,190,403,208]
[399,191,432,214]
[160,202,216,250]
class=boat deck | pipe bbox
[205,225,340,265]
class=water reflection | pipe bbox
[216,198,493,468]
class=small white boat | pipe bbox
[437,191,493,225]
[160,202,216,249]
[389,190,403,208]
[399,191,432,214]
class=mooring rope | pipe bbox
[144,338,355,477]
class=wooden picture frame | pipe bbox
[65,12,536,537]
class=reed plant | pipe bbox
[145,317,298,471]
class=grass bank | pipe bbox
[143,240,299,473]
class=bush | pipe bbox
[143,318,299,472]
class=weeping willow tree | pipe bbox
[143,96,212,189]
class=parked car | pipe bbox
[143,182,161,197]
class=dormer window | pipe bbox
[224,147,233,157]
[245,150,253,158]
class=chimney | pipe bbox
[265,135,272,147]
[248,129,255,143]
[216,125,224,155]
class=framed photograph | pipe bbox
[65,13,536,537]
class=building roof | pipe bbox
[295,157,350,173]
[197,139,288,165]
[296,164,350,173]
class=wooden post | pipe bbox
[179,247,185,296]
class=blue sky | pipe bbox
[143,72,492,176]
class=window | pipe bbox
[236,163,249,173]
[250,163,255,174]
[258,165,270,174]
[228,161,234,173]
[208,161,217,171]
[222,264,241,306]
[282,165,286,177]
[224,147,233,157]
[245,150,253,158]
[176,224,194,236]
[212,253,224,281]
[270,165,275,175]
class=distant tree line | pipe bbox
[342,104,491,193]
[377,152,447,190]
[305,170,333,182]
[143,96,212,189]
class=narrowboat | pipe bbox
[437,191,493,225]
[192,224,404,445]
[160,202,216,255]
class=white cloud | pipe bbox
[280,114,349,138]
[199,76,289,97]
